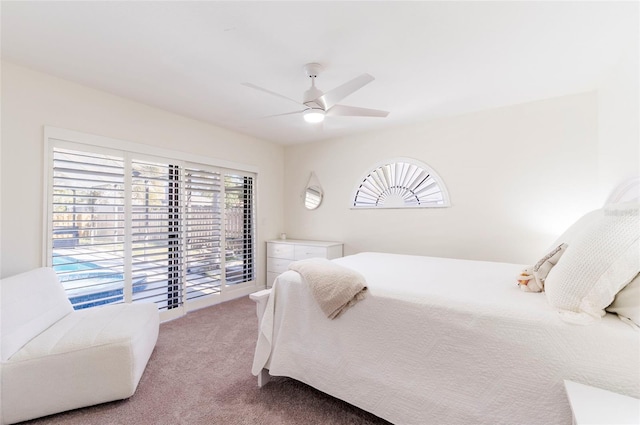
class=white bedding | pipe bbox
[253,252,639,425]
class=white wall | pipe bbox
[3,57,635,275]
[597,45,640,201]
[283,92,601,265]
[0,61,284,279]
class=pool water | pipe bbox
[52,256,147,309]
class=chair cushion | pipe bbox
[10,302,157,361]
[1,268,73,361]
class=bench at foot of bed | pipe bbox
[250,289,272,388]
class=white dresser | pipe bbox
[266,239,343,288]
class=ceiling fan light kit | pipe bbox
[243,62,389,125]
[303,108,325,123]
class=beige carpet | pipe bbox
[21,296,390,425]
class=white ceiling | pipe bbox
[1,1,637,145]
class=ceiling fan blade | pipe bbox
[241,82,302,107]
[258,109,307,119]
[315,73,375,110]
[327,104,389,118]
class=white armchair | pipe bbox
[0,268,159,424]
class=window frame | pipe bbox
[43,126,259,321]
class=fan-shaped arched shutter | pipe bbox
[352,158,450,208]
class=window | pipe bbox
[46,128,256,319]
[352,158,450,208]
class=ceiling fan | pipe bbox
[242,63,389,124]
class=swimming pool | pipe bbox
[53,256,148,309]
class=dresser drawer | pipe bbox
[294,245,328,260]
[265,239,343,289]
[267,257,291,274]
[267,243,295,259]
[266,272,280,288]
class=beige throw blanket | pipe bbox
[289,258,367,319]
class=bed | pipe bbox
[252,180,640,425]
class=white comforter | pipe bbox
[253,252,639,425]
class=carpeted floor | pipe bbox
[21,296,391,425]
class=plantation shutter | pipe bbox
[51,147,126,309]
[184,166,223,301]
[224,173,255,285]
[352,159,450,208]
[48,133,257,317]
[131,159,184,310]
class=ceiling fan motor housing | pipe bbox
[303,88,324,108]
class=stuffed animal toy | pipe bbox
[518,268,543,292]
[517,243,568,292]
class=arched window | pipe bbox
[351,158,450,208]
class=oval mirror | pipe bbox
[305,185,323,210]
[304,172,323,210]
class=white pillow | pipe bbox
[547,208,603,251]
[545,203,640,322]
[606,273,640,327]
